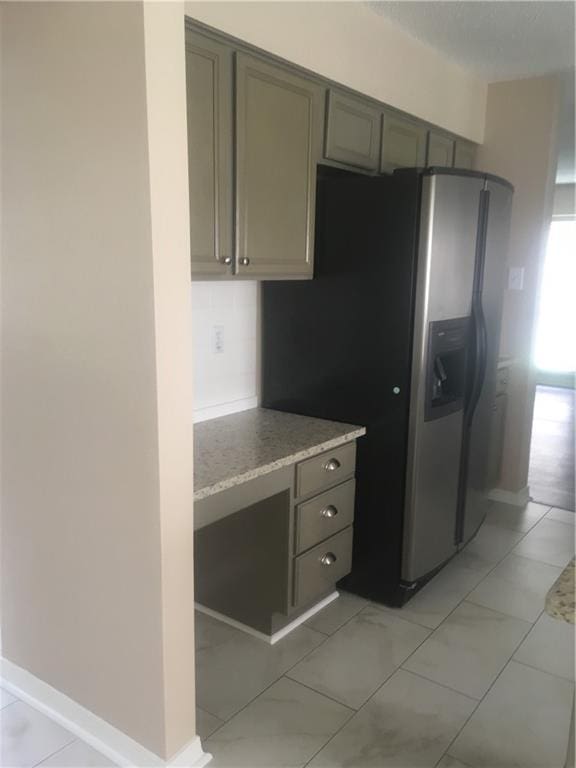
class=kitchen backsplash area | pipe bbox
[191,281,259,422]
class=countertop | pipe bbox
[545,558,575,624]
[193,408,366,501]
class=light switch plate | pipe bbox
[508,266,525,291]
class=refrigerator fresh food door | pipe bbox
[458,179,513,545]
[402,172,485,584]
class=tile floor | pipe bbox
[1,502,574,768]
[529,385,575,511]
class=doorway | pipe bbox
[528,218,576,511]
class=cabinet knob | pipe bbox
[323,458,341,472]
[320,505,338,518]
[219,255,232,265]
[239,256,250,266]
[320,552,337,566]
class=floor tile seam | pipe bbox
[458,597,538,625]
[0,699,18,712]
[280,674,358,713]
[197,703,225,722]
[435,652,541,767]
[280,619,356,681]
[29,735,78,768]
[396,667,481,703]
[367,601,437,630]
[510,658,576,686]
[301,620,445,767]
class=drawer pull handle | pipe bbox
[320,552,337,566]
[323,458,341,472]
[321,505,338,518]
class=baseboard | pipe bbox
[487,485,531,507]
[196,591,339,645]
[0,658,211,767]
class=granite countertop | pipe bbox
[193,408,366,501]
[545,558,575,624]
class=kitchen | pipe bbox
[0,3,573,768]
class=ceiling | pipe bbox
[368,1,575,182]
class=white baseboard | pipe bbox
[487,485,531,507]
[196,591,339,645]
[193,397,258,424]
[0,658,211,768]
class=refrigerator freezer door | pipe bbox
[402,172,484,583]
[460,180,513,544]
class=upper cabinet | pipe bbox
[454,140,476,170]
[324,89,381,171]
[235,54,323,279]
[185,31,233,277]
[426,130,455,168]
[380,112,427,173]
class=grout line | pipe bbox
[30,737,78,768]
[397,668,482,702]
[511,658,576,686]
[280,676,357,713]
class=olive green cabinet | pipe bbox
[426,130,455,167]
[324,89,381,171]
[380,113,427,173]
[235,54,323,279]
[454,140,476,170]
[185,30,233,277]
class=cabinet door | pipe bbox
[380,112,427,173]
[324,89,381,171]
[454,140,476,170]
[426,130,455,167]
[235,53,322,279]
[185,31,233,277]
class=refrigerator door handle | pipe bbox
[466,301,488,427]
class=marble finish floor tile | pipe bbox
[483,501,549,533]
[546,507,576,525]
[305,591,369,635]
[513,612,575,681]
[466,554,562,622]
[37,740,115,767]
[511,518,575,567]
[308,669,476,768]
[287,606,430,709]
[195,612,325,720]
[0,688,17,709]
[205,677,352,767]
[377,563,485,630]
[451,525,525,576]
[449,661,574,768]
[1,700,75,768]
[403,601,531,699]
[196,707,224,740]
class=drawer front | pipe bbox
[296,442,356,498]
[296,479,355,554]
[293,527,353,608]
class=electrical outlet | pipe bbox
[508,267,525,291]
[213,325,224,353]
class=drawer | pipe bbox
[293,526,353,609]
[295,479,355,554]
[496,368,509,396]
[296,442,356,498]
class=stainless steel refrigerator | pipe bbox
[261,166,513,606]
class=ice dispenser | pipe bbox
[425,318,469,421]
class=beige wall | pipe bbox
[553,183,576,217]
[1,1,195,760]
[476,76,560,494]
[185,1,487,143]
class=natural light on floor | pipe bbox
[534,219,576,373]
